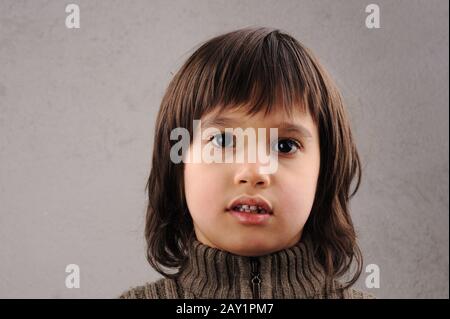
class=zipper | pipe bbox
[250,257,261,299]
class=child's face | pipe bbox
[183,105,320,256]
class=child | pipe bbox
[120,27,374,299]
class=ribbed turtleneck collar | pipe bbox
[177,235,342,299]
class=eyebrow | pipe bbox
[201,116,313,138]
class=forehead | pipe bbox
[201,104,315,138]
[203,102,311,120]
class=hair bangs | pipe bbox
[188,28,317,122]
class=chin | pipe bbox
[226,239,279,257]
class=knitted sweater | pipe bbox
[119,236,375,299]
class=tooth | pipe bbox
[233,203,269,214]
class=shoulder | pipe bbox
[118,277,181,299]
[326,280,376,299]
[345,287,376,299]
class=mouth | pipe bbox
[226,195,273,215]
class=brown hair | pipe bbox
[145,27,363,289]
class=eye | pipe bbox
[209,132,236,148]
[272,138,302,155]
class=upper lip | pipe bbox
[227,195,273,214]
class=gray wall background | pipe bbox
[0,0,448,298]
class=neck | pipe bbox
[177,235,343,298]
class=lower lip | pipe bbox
[228,209,272,225]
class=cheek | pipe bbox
[184,162,227,218]
[276,165,319,223]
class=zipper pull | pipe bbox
[250,257,261,299]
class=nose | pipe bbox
[233,163,271,188]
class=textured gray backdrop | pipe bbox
[0,0,448,298]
